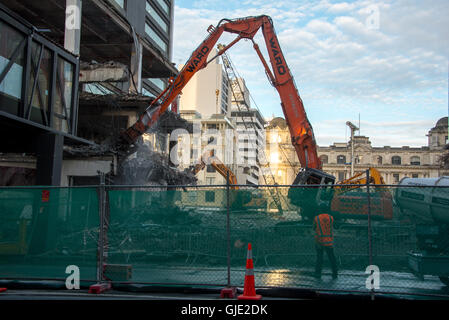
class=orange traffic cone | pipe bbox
[238,243,262,300]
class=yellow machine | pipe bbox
[335,167,386,194]
[191,150,238,188]
[189,151,266,209]
[330,167,393,220]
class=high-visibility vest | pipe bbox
[314,213,334,247]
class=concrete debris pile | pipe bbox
[64,139,197,187]
[73,88,197,186]
[148,110,194,134]
[79,61,129,83]
[79,91,155,104]
[63,142,115,157]
[115,143,197,186]
[123,199,201,228]
[78,91,154,144]
[0,167,35,186]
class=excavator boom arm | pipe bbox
[191,150,238,189]
[258,18,321,170]
[120,15,321,171]
[334,167,386,195]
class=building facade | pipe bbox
[0,3,83,186]
[178,51,231,118]
[178,60,270,186]
[262,117,449,185]
[190,114,236,186]
[0,0,177,186]
[178,53,239,185]
[177,112,237,186]
[263,117,300,185]
[106,0,176,96]
[229,78,266,185]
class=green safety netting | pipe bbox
[0,187,99,282]
[106,188,228,285]
[1,185,448,296]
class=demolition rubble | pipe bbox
[65,91,196,187]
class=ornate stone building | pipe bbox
[263,117,449,185]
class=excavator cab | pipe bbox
[288,168,336,220]
[292,168,336,186]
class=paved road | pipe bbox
[1,264,448,299]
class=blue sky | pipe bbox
[172,0,448,147]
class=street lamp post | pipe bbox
[346,121,359,177]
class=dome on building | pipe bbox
[266,117,287,129]
[435,117,448,129]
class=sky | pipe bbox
[172,0,448,147]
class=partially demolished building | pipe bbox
[0,0,194,187]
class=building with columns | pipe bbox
[262,117,449,185]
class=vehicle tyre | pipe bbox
[439,276,449,286]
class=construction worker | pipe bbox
[313,204,338,279]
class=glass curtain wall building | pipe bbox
[111,0,174,97]
[0,9,79,135]
[144,0,173,95]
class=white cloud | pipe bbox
[327,2,357,14]
[173,1,448,147]
[315,119,438,147]
[305,19,338,35]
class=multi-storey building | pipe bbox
[263,117,449,185]
[229,78,266,185]
[177,112,236,186]
[178,51,231,118]
[104,0,175,97]
[178,53,239,185]
[0,0,178,186]
[263,117,300,185]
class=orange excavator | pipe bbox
[190,150,238,189]
[120,15,321,176]
[118,15,392,221]
[330,168,393,221]
[189,150,267,209]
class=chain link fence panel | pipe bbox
[0,184,448,298]
[0,187,99,282]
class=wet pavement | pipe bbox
[1,264,448,299]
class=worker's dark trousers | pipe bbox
[315,244,338,277]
